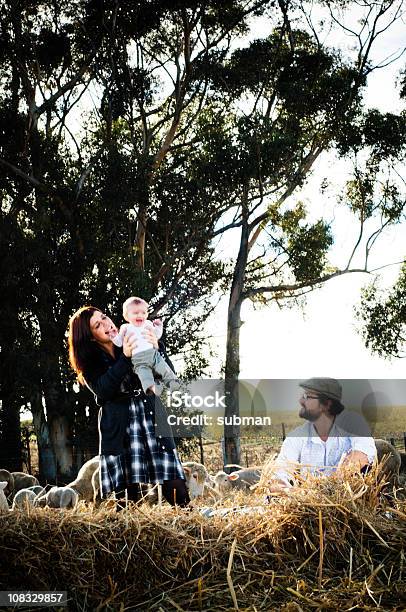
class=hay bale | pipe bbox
[0,469,405,610]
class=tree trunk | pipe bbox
[135,202,147,270]
[31,391,57,482]
[42,377,74,481]
[49,414,74,482]
[37,309,74,480]
[224,303,242,466]
[134,158,151,270]
[0,319,23,472]
[0,398,22,472]
[224,190,249,466]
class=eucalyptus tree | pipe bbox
[0,0,267,477]
[1,0,405,475]
[184,0,406,463]
[94,0,405,464]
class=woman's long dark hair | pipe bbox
[68,306,102,385]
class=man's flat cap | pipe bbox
[299,377,342,401]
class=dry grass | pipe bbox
[1,468,405,611]
[185,441,280,473]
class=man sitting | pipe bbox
[268,377,376,493]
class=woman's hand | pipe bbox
[143,326,158,349]
[123,332,138,357]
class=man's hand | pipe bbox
[339,450,369,472]
[267,479,292,495]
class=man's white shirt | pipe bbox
[271,419,377,486]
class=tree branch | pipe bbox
[242,267,369,300]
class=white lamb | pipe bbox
[11,489,37,510]
[36,486,78,509]
[182,462,210,499]
[26,485,45,496]
[182,462,220,501]
[0,482,9,513]
[67,456,100,503]
[143,462,218,505]
[212,467,262,497]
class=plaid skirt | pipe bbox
[99,397,185,497]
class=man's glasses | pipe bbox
[301,392,320,401]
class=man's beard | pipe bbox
[299,405,318,422]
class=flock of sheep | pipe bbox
[0,456,100,512]
[0,438,405,514]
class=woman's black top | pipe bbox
[83,342,176,455]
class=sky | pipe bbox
[59,3,405,382]
[192,3,406,381]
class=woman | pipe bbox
[68,306,189,508]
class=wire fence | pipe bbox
[3,424,406,476]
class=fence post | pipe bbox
[282,423,286,441]
[198,434,204,465]
[21,427,32,474]
[26,429,32,474]
[221,437,226,466]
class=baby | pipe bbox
[112,296,180,395]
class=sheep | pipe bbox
[143,462,218,505]
[11,489,37,510]
[36,486,78,509]
[0,469,40,500]
[11,486,45,510]
[181,461,221,502]
[182,462,210,499]
[12,472,40,496]
[67,456,100,503]
[26,485,45,496]
[0,482,9,513]
[0,469,13,497]
[213,467,262,497]
[374,439,401,487]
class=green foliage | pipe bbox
[36,28,72,73]
[1,0,406,474]
[343,159,406,224]
[286,219,333,281]
[336,109,406,159]
[363,110,406,160]
[247,201,334,292]
[345,172,375,219]
[356,264,406,358]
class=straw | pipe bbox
[0,467,404,611]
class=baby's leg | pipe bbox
[152,352,180,391]
[131,352,156,394]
